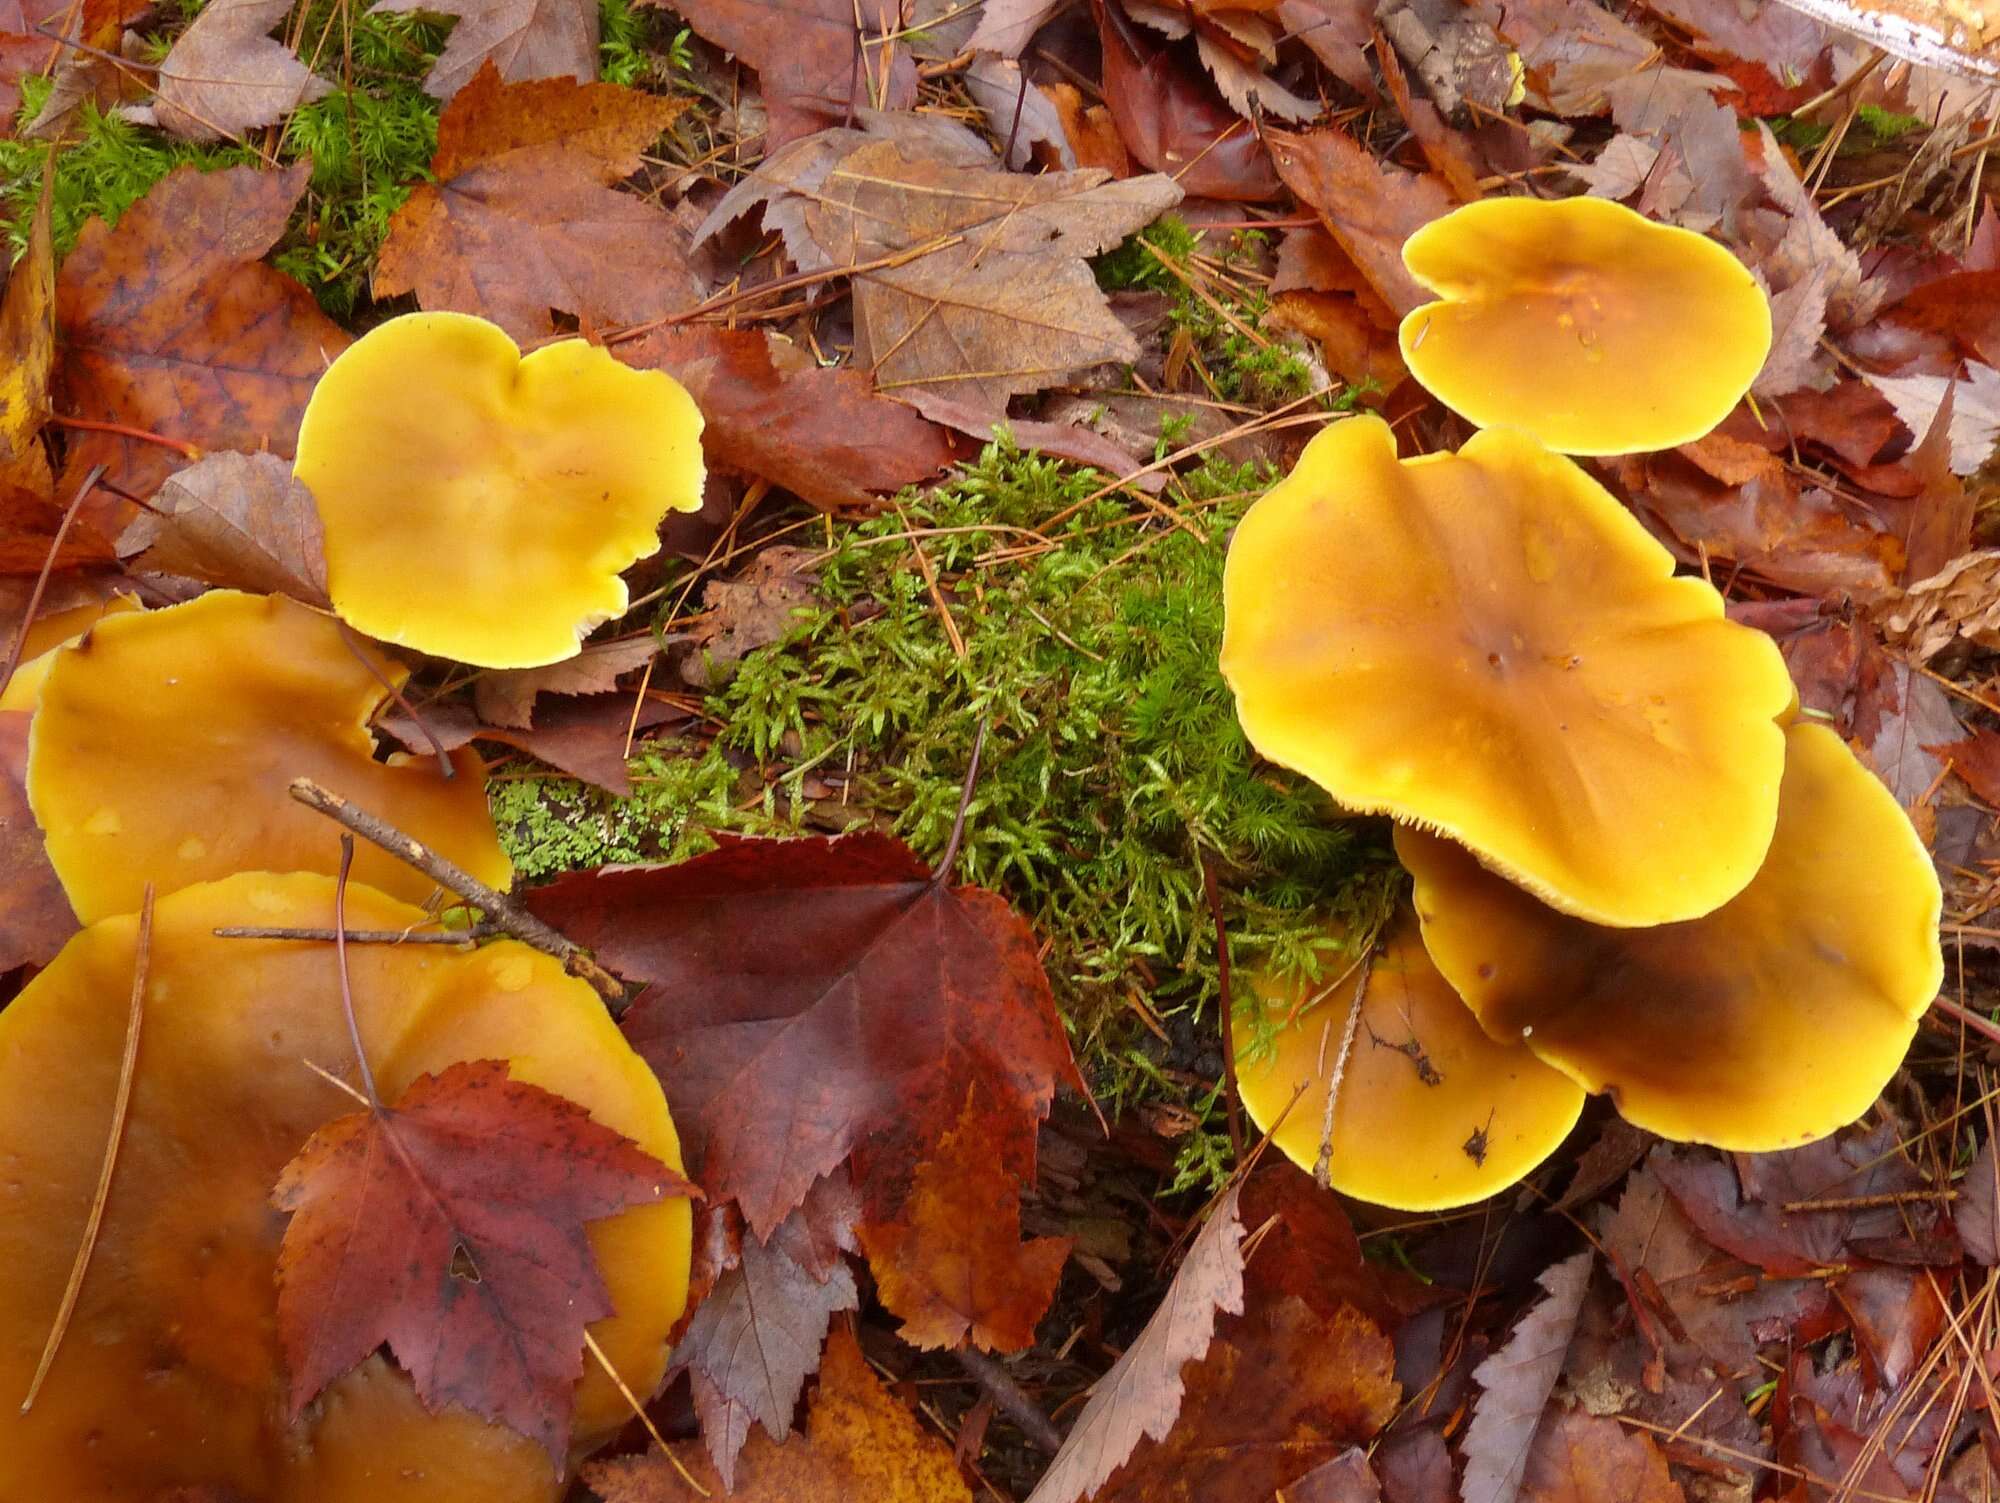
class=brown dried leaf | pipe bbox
[374,65,697,340]
[0,709,73,970]
[0,163,52,499]
[667,0,915,145]
[474,632,658,729]
[118,450,330,605]
[1462,1252,1594,1503]
[1024,1185,1246,1503]
[146,0,331,141]
[1269,126,1456,315]
[1881,548,2000,660]
[56,160,351,506]
[1518,1409,1686,1503]
[589,1326,972,1502]
[373,0,596,100]
[682,544,820,689]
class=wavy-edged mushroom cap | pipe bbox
[294,311,705,668]
[26,589,509,923]
[1399,722,1941,1150]
[1220,415,1792,927]
[0,872,693,1501]
[1232,912,1583,1211]
[0,592,139,713]
[1398,197,1771,455]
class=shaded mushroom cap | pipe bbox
[26,589,509,923]
[1398,197,1771,455]
[294,311,705,668]
[1232,912,1583,1211]
[0,593,139,713]
[1398,721,1942,1150]
[0,872,692,1501]
[1221,415,1792,926]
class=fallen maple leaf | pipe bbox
[1026,1184,1246,1503]
[143,0,331,141]
[1268,126,1455,315]
[1930,728,2000,807]
[271,1057,687,1463]
[681,544,820,689]
[620,326,957,512]
[1461,1251,1594,1503]
[592,1325,971,1501]
[673,1175,862,1486]
[664,0,915,146]
[859,1087,1070,1352]
[374,0,597,99]
[0,709,73,971]
[1866,365,2000,475]
[116,450,330,606]
[1517,1409,1686,1503]
[375,64,698,340]
[56,160,351,506]
[525,832,1081,1240]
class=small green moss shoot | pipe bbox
[495,438,1399,1192]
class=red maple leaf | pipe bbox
[270,1058,691,1463]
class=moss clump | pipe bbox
[494,439,1398,1190]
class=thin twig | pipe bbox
[930,719,989,887]
[954,1348,1062,1454]
[0,463,105,705]
[585,1330,711,1496]
[1197,851,1244,1162]
[23,884,153,1414]
[1934,995,2000,1050]
[1314,943,1374,1190]
[214,924,498,945]
[46,414,201,459]
[289,777,627,1005]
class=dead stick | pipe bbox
[213,924,499,945]
[23,884,152,1413]
[1314,944,1373,1191]
[288,777,626,1005]
[954,1349,1062,1454]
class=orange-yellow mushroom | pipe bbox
[1233,912,1584,1211]
[26,589,509,922]
[1220,414,1793,927]
[1398,197,1772,455]
[294,311,705,669]
[1398,721,1942,1150]
[0,592,139,713]
[0,872,692,1501]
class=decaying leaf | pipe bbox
[56,160,351,506]
[665,0,915,144]
[145,0,331,141]
[673,1178,862,1486]
[589,1326,973,1502]
[0,163,53,500]
[525,832,1080,1239]
[375,64,697,340]
[682,545,821,689]
[473,632,660,730]
[621,326,957,512]
[1461,1251,1595,1503]
[373,0,598,100]
[272,1058,685,1463]
[117,450,330,605]
[1882,549,2000,660]
[0,709,73,971]
[1025,1185,1246,1503]
[859,1088,1069,1353]
[1517,1409,1686,1503]
[1269,126,1455,315]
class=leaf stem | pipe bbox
[333,836,383,1110]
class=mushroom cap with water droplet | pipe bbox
[0,872,692,1501]
[1219,414,1793,926]
[294,311,705,669]
[1398,720,1942,1150]
[1233,911,1583,1211]
[1398,196,1771,455]
[26,588,508,922]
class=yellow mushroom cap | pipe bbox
[26,589,510,923]
[1233,912,1583,1211]
[1219,415,1793,927]
[0,592,139,714]
[294,311,705,669]
[1398,721,1943,1151]
[0,872,692,1500]
[1398,197,1772,455]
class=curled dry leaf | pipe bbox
[526,832,1080,1240]
[144,0,331,141]
[590,1326,971,1502]
[56,160,351,507]
[375,65,697,340]
[0,710,73,971]
[117,450,330,605]
[373,0,597,100]
[1025,1184,1245,1503]
[273,1058,689,1464]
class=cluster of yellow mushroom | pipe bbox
[1222,198,1943,1211]
[1,315,706,1499]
